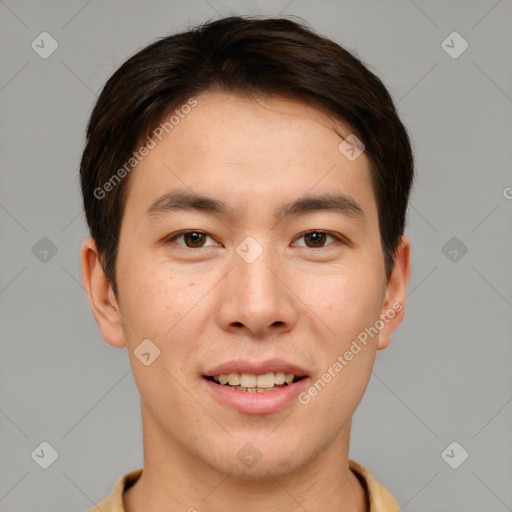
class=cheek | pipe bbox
[296,262,384,342]
[118,261,197,338]
[298,283,380,434]
[118,260,216,385]
[302,267,383,416]
[118,264,207,413]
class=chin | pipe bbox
[203,435,314,480]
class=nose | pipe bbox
[216,245,299,338]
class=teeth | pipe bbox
[240,373,257,387]
[233,386,280,393]
[274,372,286,385]
[211,372,299,389]
[256,373,275,388]
[227,373,241,386]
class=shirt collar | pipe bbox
[90,459,400,512]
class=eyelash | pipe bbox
[165,230,345,249]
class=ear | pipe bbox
[377,235,411,350]
[81,237,126,348]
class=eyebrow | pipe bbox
[145,190,365,223]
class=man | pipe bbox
[80,15,412,511]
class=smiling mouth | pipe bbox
[204,372,306,393]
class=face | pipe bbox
[82,92,410,479]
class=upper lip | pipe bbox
[204,359,309,377]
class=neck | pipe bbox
[124,406,368,512]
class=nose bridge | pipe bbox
[218,237,298,335]
[238,249,278,303]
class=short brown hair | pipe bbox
[80,16,414,297]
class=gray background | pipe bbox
[1,0,511,510]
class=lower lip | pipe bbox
[202,377,309,415]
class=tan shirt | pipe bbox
[89,459,400,511]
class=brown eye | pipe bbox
[167,231,217,248]
[294,231,340,248]
[183,232,207,248]
[303,231,328,247]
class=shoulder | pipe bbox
[88,468,143,512]
[349,459,400,512]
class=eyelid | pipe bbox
[292,230,345,248]
[164,229,347,249]
[165,230,221,247]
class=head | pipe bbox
[80,16,412,478]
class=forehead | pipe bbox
[123,92,377,224]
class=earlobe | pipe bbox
[377,235,411,350]
[80,238,127,348]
